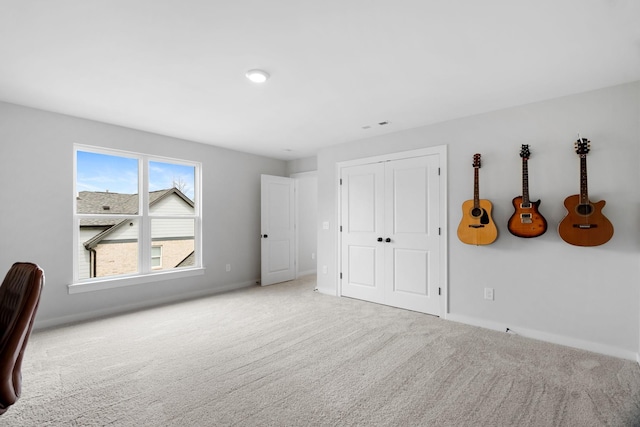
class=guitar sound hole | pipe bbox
[471,208,482,218]
[576,204,593,216]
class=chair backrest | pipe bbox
[0,262,44,415]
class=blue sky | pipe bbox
[76,151,195,200]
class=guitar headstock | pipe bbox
[519,144,530,159]
[575,137,590,155]
[473,153,481,168]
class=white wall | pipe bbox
[316,81,640,360]
[292,172,317,276]
[0,101,286,327]
[288,156,319,277]
[286,156,317,176]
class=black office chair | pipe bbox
[0,262,44,415]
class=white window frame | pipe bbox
[70,144,204,294]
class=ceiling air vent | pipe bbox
[362,121,390,130]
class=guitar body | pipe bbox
[558,194,613,246]
[507,196,547,238]
[457,199,498,245]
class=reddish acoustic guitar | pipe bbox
[558,137,613,246]
[508,144,547,238]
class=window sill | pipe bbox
[68,267,206,294]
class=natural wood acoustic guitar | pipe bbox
[558,137,613,246]
[457,153,498,245]
[507,144,547,238]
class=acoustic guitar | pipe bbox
[507,144,547,238]
[457,153,498,245]
[558,137,613,246]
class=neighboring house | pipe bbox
[77,188,195,279]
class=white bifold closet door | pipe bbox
[340,154,441,316]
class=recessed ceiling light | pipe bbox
[246,69,270,83]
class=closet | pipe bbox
[339,147,444,316]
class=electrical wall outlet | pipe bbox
[322,265,328,274]
[225,264,231,272]
[484,287,494,301]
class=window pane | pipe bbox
[76,151,139,214]
[151,218,195,270]
[78,218,139,279]
[151,246,162,268]
[149,160,196,206]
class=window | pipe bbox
[72,145,201,291]
[151,246,163,269]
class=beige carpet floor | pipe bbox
[2,275,640,426]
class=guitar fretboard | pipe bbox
[473,167,480,209]
[579,155,589,205]
[522,157,530,206]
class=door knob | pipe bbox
[377,237,383,242]
[385,238,391,243]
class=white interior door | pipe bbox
[340,154,441,316]
[340,163,385,304]
[261,174,295,286]
[384,155,440,315]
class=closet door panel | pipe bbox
[340,163,385,304]
[392,248,428,295]
[385,155,440,315]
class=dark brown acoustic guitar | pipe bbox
[457,153,498,245]
[508,144,547,238]
[558,137,613,246]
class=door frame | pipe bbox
[335,145,448,316]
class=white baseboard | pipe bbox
[445,313,638,362]
[35,279,257,330]
[296,269,317,277]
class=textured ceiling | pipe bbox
[1,0,639,160]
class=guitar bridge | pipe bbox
[520,213,532,224]
[469,224,485,229]
[573,224,598,229]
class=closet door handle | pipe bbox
[385,238,391,243]
[262,234,268,238]
[377,237,383,242]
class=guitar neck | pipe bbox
[579,155,589,204]
[473,167,480,208]
[521,157,530,204]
